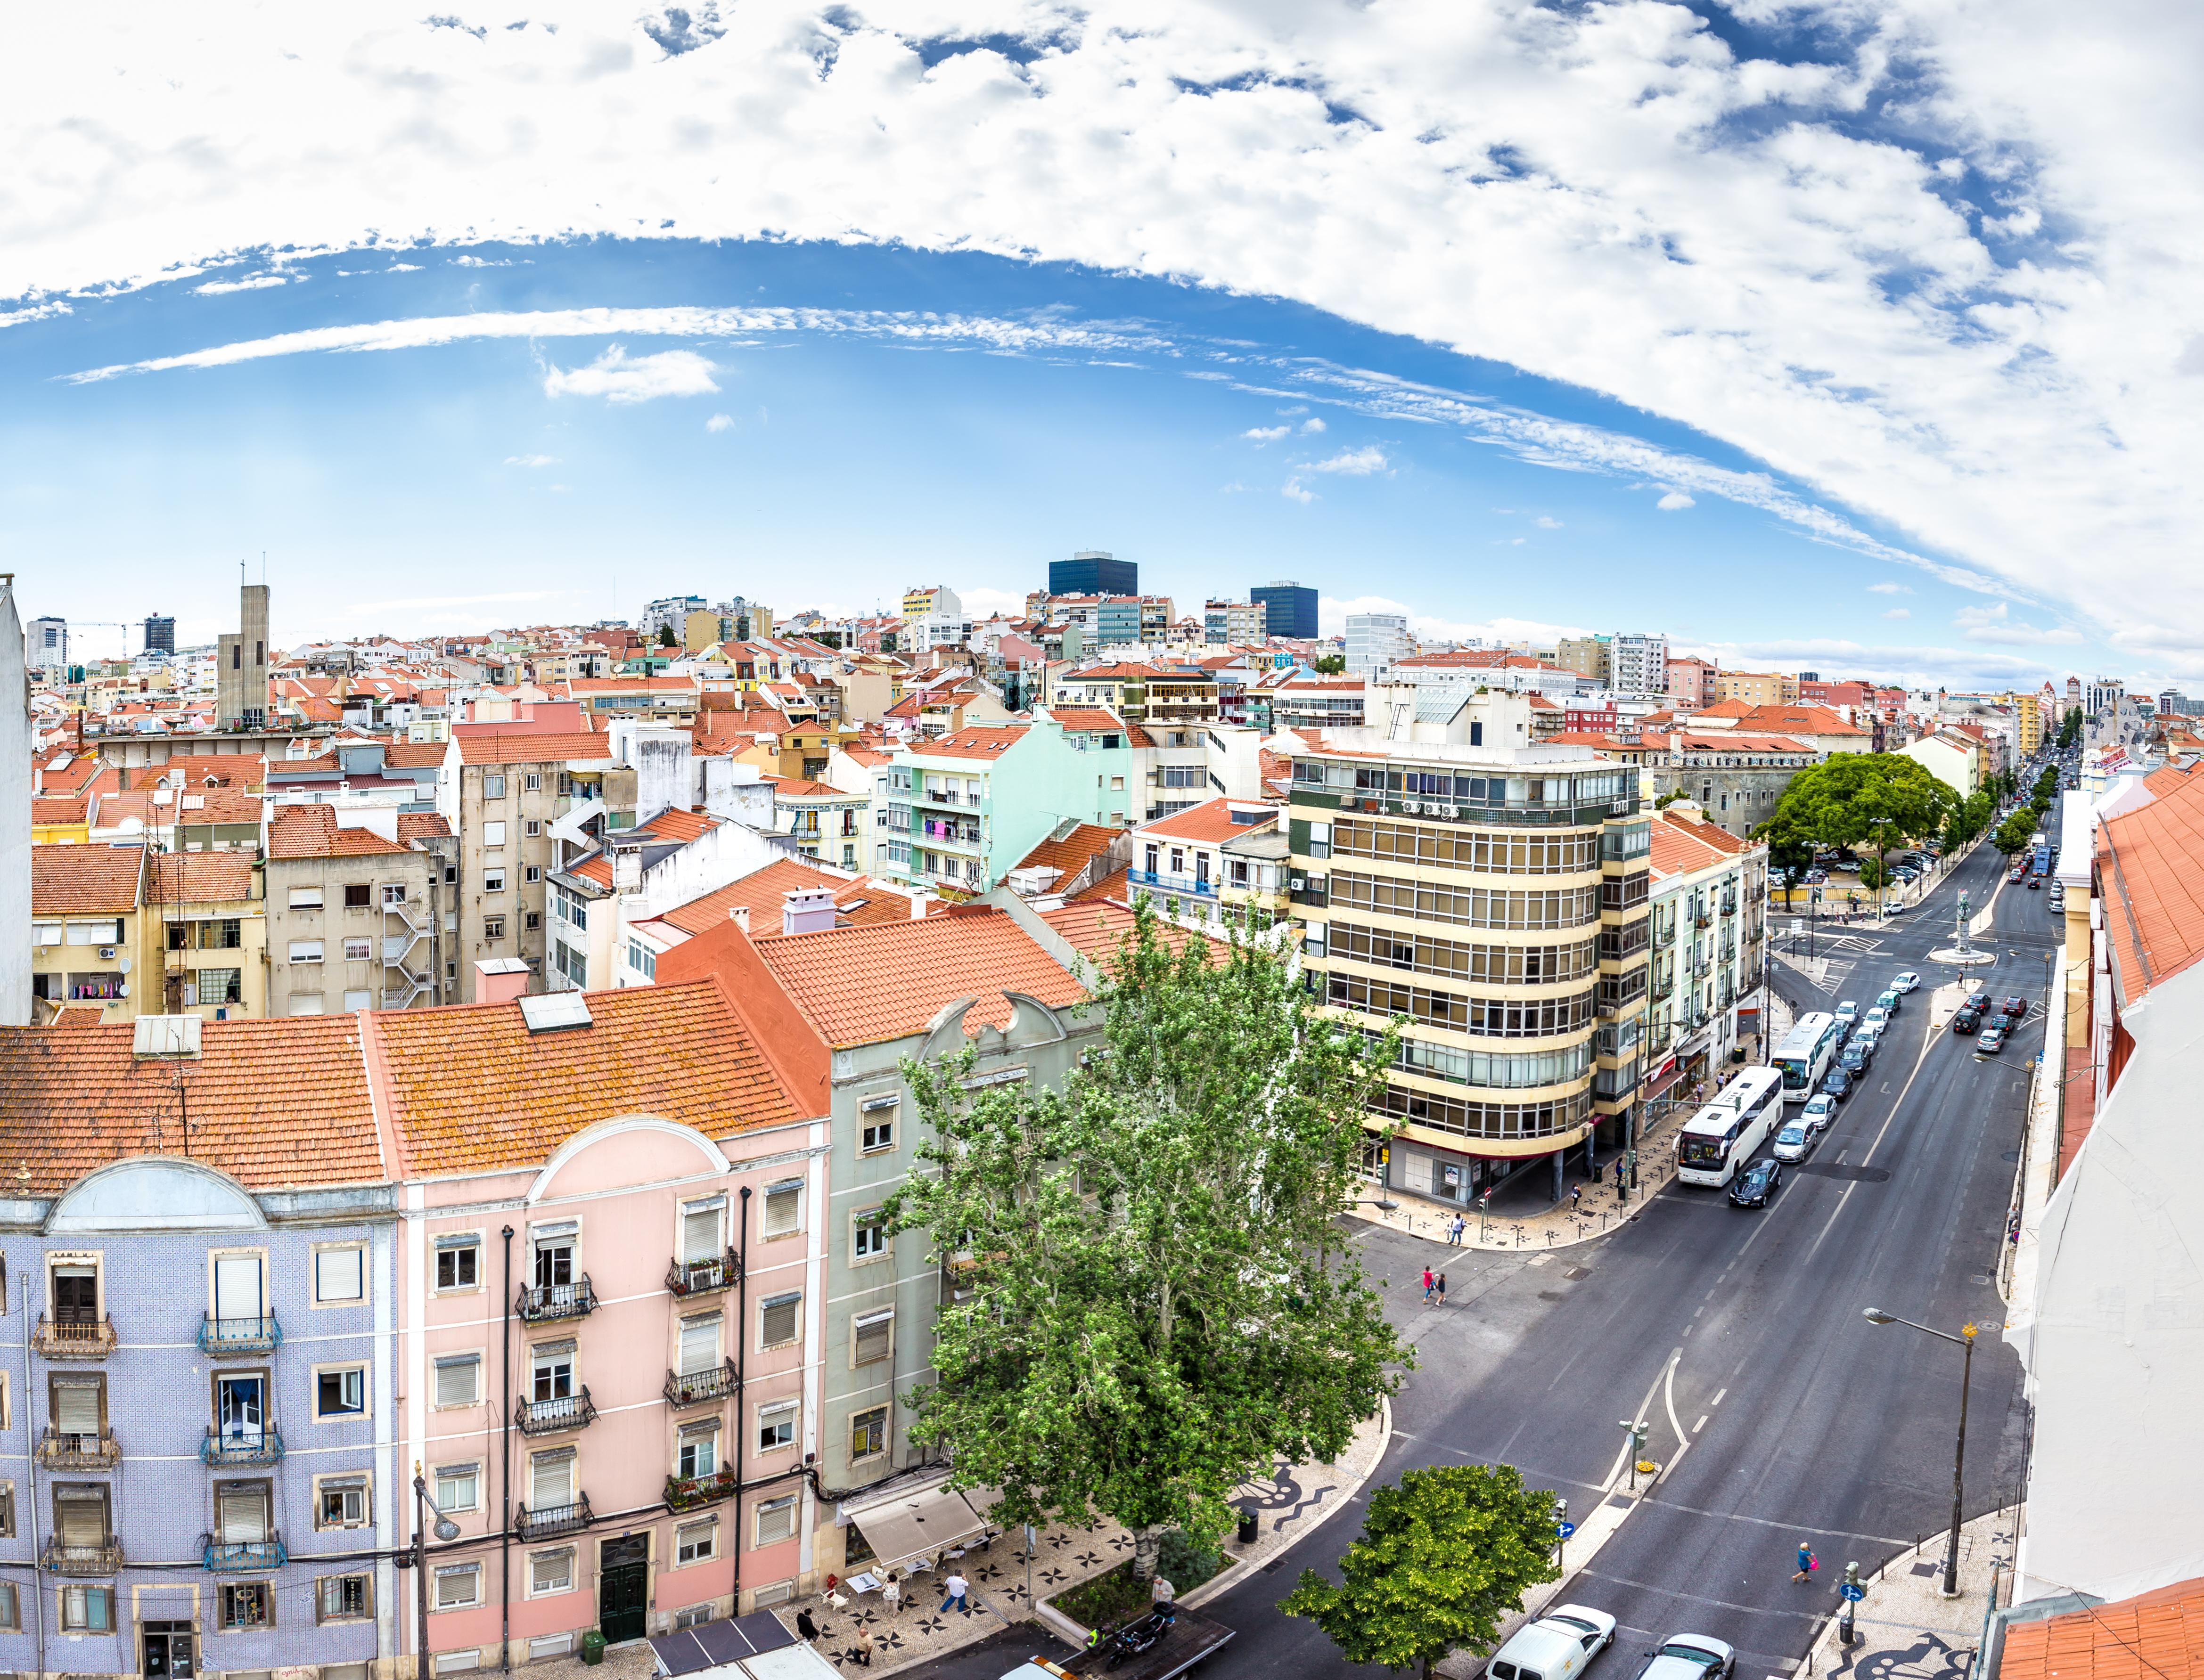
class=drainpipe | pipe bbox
[500,1226,515,1672]
[23,1270,43,1680]
[733,1187,749,1617]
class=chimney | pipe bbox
[475,958,530,1005]
[729,905,750,934]
[910,890,933,922]
[782,887,839,936]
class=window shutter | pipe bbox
[680,1207,720,1264]
[530,1450,574,1509]
[678,1315,720,1376]
[435,1356,480,1407]
[760,1294,799,1346]
[213,1256,262,1322]
[316,1248,364,1303]
[762,1180,802,1238]
[56,1494,104,1547]
[219,1489,267,1543]
[853,1311,893,1366]
[54,1383,100,1435]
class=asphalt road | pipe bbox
[905,826,2061,1680]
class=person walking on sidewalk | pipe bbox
[881,1573,901,1618]
[1571,1183,1582,1212]
[1422,1266,1437,1303]
[942,1570,973,1615]
[1435,1272,1448,1305]
[1793,1541,1817,1584]
[1448,1213,1466,1246]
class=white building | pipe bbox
[1344,612,1409,677]
[1610,632,1670,698]
[0,579,29,1024]
[1644,804,1768,1090]
[24,616,65,674]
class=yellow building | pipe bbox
[1712,670,1800,707]
[31,843,152,1022]
[149,850,268,1019]
[684,609,722,653]
[2001,691,2044,757]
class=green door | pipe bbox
[599,1536,649,1646]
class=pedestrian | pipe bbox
[1435,1272,1448,1305]
[1152,1573,1178,1624]
[1793,1541,1817,1584]
[1571,1183,1582,1212]
[881,1573,901,1618]
[795,1609,820,1643]
[942,1570,972,1615]
[1448,1213,1465,1246]
[1422,1266,1436,1303]
[1614,1158,1626,1192]
[852,1628,875,1667]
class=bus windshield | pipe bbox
[1679,1133,1734,1166]
[1775,1057,1810,1091]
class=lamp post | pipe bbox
[1861,1311,1975,1597]
[413,1462,464,1680]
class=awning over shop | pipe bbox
[649,1612,839,1680]
[846,1481,997,1574]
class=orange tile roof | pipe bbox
[174,790,268,827]
[1043,709,1131,734]
[32,796,89,825]
[2099,766,2204,995]
[456,731,613,766]
[655,857,926,936]
[149,852,258,905]
[752,909,1088,1047]
[31,844,144,915]
[397,812,452,842]
[144,754,265,790]
[1070,864,1130,905]
[839,747,892,767]
[1016,823,1122,880]
[768,778,843,798]
[383,741,451,768]
[368,983,805,1176]
[639,807,720,844]
[266,806,414,860]
[2000,1574,2204,1680]
[0,1017,384,1191]
[907,725,1029,760]
[1739,704,1867,735]
[1040,899,1218,962]
[49,1006,106,1028]
[1138,798,1275,846]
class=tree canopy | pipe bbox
[1283,1464,1562,1680]
[1993,808,2037,856]
[886,902,1409,1574]
[1753,753,1956,875]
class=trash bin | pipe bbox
[1237,1509,1258,1547]
[581,1630,606,1666]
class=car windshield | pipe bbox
[1547,1616,1598,1635]
[1778,1128,1805,1144]
[1658,1646,1726,1668]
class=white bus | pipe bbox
[1676,1067,1786,1188]
[1773,1011,1843,1105]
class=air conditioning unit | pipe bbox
[1438,805,1458,819]
[97,946,116,961]
[1401,800,1419,815]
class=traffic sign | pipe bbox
[1840,1583,1866,1602]
[1557,1522,1577,1540]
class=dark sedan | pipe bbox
[1729,1158,1783,1208]
[2001,996,2029,1019]
[1839,1042,1874,1075]
[1821,1067,1855,1101]
[1952,1002,1985,1036]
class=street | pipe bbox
[903,837,2058,1680]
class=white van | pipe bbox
[1488,1606,1618,1680]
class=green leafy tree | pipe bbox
[656,624,678,648]
[1993,808,2037,855]
[1750,804,1815,889]
[887,903,1409,1577]
[1282,1464,1562,1680]
[1765,754,1956,885]
[1313,654,1348,675]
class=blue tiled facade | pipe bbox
[0,1158,395,1679]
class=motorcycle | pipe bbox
[1100,1607,1177,1669]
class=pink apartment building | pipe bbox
[361,963,828,1671]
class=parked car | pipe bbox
[1489,1605,1619,1680]
[1821,1067,1854,1101]
[1800,1094,1837,1134]
[1877,988,1901,1015]
[2001,996,2029,1019]
[1892,971,1922,993]
[1839,1042,1873,1075]
[1834,1000,1860,1025]
[1861,1006,1889,1033]
[1634,1636,1737,1680]
[1773,1122,1817,1163]
[1729,1158,1783,1207]
[1978,1025,2008,1053]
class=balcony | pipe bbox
[1128,869,1215,898]
[515,1496,593,1541]
[516,1389,598,1437]
[199,1314,282,1355]
[1692,912,1713,930]
[35,1315,116,1361]
[665,1469,739,1512]
[37,1427,120,1470]
[667,1250,741,1299]
[1720,891,1738,916]
[663,1359,738,1408]
[42,1539,122,1576]
[203,1534,287,1573]
[516,1278,598,1322]
[202,1426,285,1467]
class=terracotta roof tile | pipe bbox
[32,796,89,825]
[266,805,410,860]
[1040,899,1217,962]
[1042,709,1131,734]
[370,983,805,1176]
[1016,824,1122,880]
[2000,1574,2204,1680]
[1072,865,1131,905]
[0,1017,383,1192]
[2100,767,2204,995]
[753,910,1087,1046]
[397,813,452,842]
[31,845,144,916]
[655,857,928,936]
[905,725,1030,760]
[1138,798,1276,845]
[456,731,613,766]
[150,852,258,904]
[175,791,268,827]
[638,807,720,844]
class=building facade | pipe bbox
[1644,806,1767,1094]
[1343,613,1408,677]
[1249,582,1317,641]
[1609,634,1669,698]
[1047,552,1137,599]
[1203,601,1267,645]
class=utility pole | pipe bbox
[1619,1419,1650,1492]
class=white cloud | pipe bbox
[1868,582,1914,595]
[1953,602,2085,646]
[1300,417,1327,433]
[193,274,288,295]
[1534,515,1562,529]
[705,413,733,432]
[1281,478,1315,505]
[541,345,718,403]
[1656,490,1696,512]
[503,453,556,467]
[1306,445,1389,476]
[1883,608,1911,619]
[1243,425,1290,441]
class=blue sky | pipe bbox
[0,236,2084,687]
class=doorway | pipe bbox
[598,1533,649,1646]
[143,1620,196,1680]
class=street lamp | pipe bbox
[413,1462,463,1680]
[1861,1310,1976,1598]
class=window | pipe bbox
[759,1292,800,1349]
[530,1549,574,1596]
[529,1448,575,1511]
[756,1400,798,1453]
[289,994,327,1018]
[217,1481,271,1544]
[215,1373,266,1445]
[525,866,542,884]
[677,1420,719,1480]
[676,1518,717,1565]
[0,1581,18,1629]
[522,773,541,791]
[196,968,242,1005]
[220,1582,272,1630]
[852,1309,893,1367]
[316,1575,371,1623]
[343,938,373,961]
[525,819,543,837]
[849,1405,889,1461]
[531,1338,575,1403]
[33,922,61,946]
[852,1208,886,1263]
[860,1118,893,1154]
[51,1376,103,1444]
[212,1252,264,1326]
[344,989,374,1011]
[287,940,325,963]
[761,1178,803,1239]
[436,1237,479,1291]
[434,1462,480,1513]
[626,940,657,979]
[317,1475,369,1530]
[482,774,507,799]
[484,822,508,848]
[524,911,541,932]
[344,883,372,909]
[435,1564,482,1610]
[754,1494,799,1547]
[313,1246,365,1305]
[680,1198,724,1265]
[60,1584,113,1631]
[0,1486,14,1539]
[483,870,506,893]
[316,1365,366,1419]
[54,1490,109,1553]
[434,1354,482,1408]
[483,917,506,941]
[533,1225,575,1289]
[383,882,408,906]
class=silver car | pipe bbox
[1633,1636,1737,1680]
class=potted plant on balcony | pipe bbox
[664,1469,738,1511]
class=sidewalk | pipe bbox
[1794,1508,2020,1680]
[754,1400,1391,1674]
